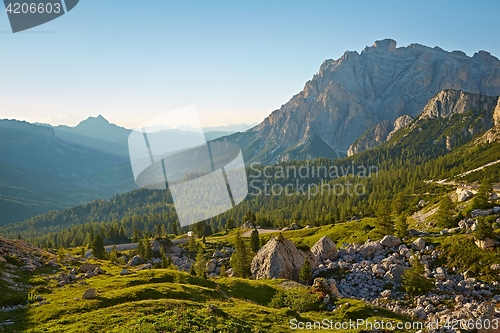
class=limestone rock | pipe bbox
[411,238,426,251]
[251,236,314,281]
[229,40,500,162]
[475,238,496,249]
[127,255,145,267]
[82,288,97,300]
[311,236,338,261]
[379,235,401,248]
[78,263,99,273]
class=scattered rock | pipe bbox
[120,269,130,275]
[127,255,145,267]
[82,288,97,300]
[311,236,338,261]
[475,238,496,250]
[379,235,401,248]
[79,263,99,273]
[411,238,426,251]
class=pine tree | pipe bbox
[436,195,454,228]
[472,180,492,210]
[376,201,394,236]
[189,265,196,276]
[109,244,118,262]
[225,218,235,232]
[188,235,198,253]
[402,256,434,295]
[395,215,409,239]
[300,258,312,284]
[172,221,179,236]
[250,229,260,253]
[474,219,495,240]
[392,193,406,215]
[92,234,106,259]
[219,264,226,276]
[143,235,152,260]
[231,230,250,277]
[193,248,206,277]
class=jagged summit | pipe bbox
[228,40,500,163]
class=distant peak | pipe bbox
[81,115,109,124]
[372,39,397,51]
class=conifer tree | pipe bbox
[250,229,260,253]
[402,256,434,295]
[92,234,106,259]
[300,258,312,284]
[231,230,250,277]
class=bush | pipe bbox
[269,287,323,312]
[402,256,434,295]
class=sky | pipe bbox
[1,0,500,129]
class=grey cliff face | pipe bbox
[234,39,500,163]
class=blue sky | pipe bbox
[1,0,500,128]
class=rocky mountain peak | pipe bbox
[372,38,397,51]
[230,40,500,163]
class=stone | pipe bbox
[82,288,97,300]
[240,221,256,229]
[84,271,96,278]
[359,240,383,258]
[475,238,496,249]
[120,269,130,275]
[490,264,500,270]
[456,188,474,202]
[251,236,315,281]
[127,255,145,267]
[379,235,401,248]
[94,267,105,275]
[311,236,338,261]
[381,290,392,298]
[411,238,426,251]
[78,263,98,273]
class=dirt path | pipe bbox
[241,228,280,237]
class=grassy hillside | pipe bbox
[0,259,411,333]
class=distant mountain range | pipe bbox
[0,116,256,225]
[227,39,500,163]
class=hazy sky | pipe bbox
[1,0,500,129]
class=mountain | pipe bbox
[46,115,132,157]
[347,115,413,156]
[228,39,500,164]
[4,89,500,242]
[385,90,499,156]
[0,120,137,225]
[42,117,257,157]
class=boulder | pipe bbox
[359,240,383,258]
[120,269,130,275]
[411,238,426,251]
[381,290,392,298]
[240,221,256,229]
[456,188,473,202]
[82,288,97,300]
[379,235,401,248]
[251,235,314,281]
[94,267,105,275]
[78,263,99,273]
[490,264,500,270]
[471,209,493,217]
[475,238,496,250]
[127,255,145,267]
[311,236,338,261]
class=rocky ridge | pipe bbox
[229,39,500,163]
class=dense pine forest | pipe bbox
[2,125,498,249]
